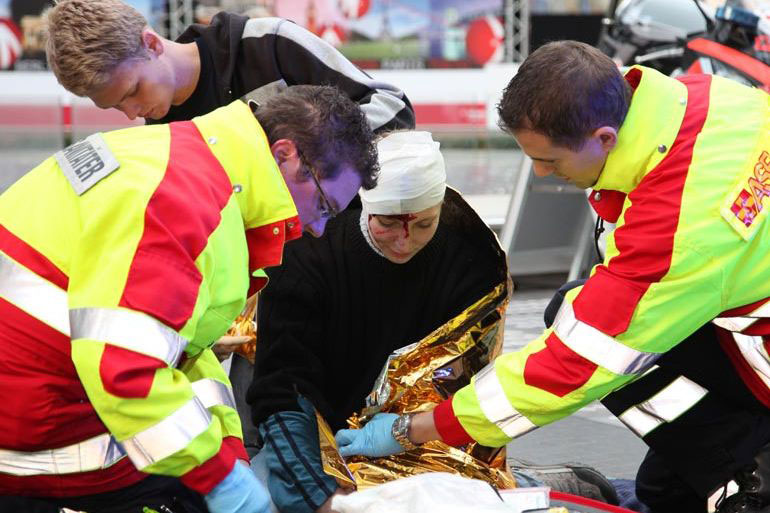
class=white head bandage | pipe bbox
[360,131,446,215]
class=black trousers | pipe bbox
[546,281,770,513]
[229,354,261,459]
[2,475,209,513]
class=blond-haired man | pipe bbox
[44,0,414,130]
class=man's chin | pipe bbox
[145,106,169,120]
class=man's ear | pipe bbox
[270,139,300,168]
[142,28,164,57]
[593,126,618,153]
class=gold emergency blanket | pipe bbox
[318,279,516,490]
[225,294,258,363]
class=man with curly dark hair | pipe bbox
[0,85,377,513]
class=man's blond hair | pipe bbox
[44,0,149,96]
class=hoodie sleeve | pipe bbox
[237,17,415,133]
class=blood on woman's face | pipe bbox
[368,203,442,264]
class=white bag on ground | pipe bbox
[330,472,517,513]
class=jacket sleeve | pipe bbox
[434,203,725,448]
[257,399,338,513]
[181,348,250,462]
[241,17,415,133]
[67,197,246,495]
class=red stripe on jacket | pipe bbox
[434,397,474,446]
[179,436,245,495]
[525,75,712,398]
[0,224,68,289]
[118,121,233,331]
[524,332,598,397]
[0,298,148,497]
[0,297,106,449]
[111,122,241,491]
[721,297,770,317]
[573,75,712,336]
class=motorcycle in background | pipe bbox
[597,0,770,90]
[576,0,770,273]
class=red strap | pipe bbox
[550,490,639,512]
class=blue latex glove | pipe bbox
[204,461,271,513]
[334,412,405,458]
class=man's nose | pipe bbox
[532,161,553,177]
[119,102,140,120]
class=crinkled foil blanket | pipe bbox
[317,280,517,490]
[226,294,258,363]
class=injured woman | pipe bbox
[245,131,618,512]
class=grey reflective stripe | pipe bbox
[191,378,236,410]
[70,307,187,366]
[713,301,770,332]
[473,363,537,438]
[242,17,408,131]
[0,251,70,336]
[363,89,411,132]
[618,376,707,438]
[0,433,125,476]
[244,18,384,88]
[241,80,287,108]
[552,301,660,375]
[122,397,212,469]
[713,316,758,332]
[730,332,770,389]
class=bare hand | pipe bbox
[212,335,252,362]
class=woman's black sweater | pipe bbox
[247,195,504,431]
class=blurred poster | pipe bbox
[198,0,505,69]
[1,0,505,71]
[338,0,506,68]
[334,0,506,68]
[0,0,159,70]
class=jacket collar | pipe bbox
[192,101,299,235]
[590,66,688,221]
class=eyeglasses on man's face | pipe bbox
[298,151,339,220]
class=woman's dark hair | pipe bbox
[255,85,379,189]
[497,40,632,150]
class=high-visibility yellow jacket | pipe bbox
[433,66,770,447]
[0,101,301,496]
